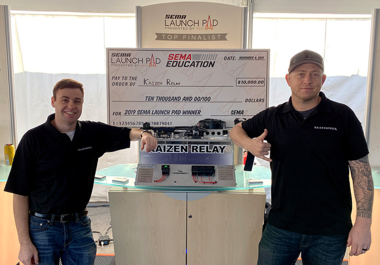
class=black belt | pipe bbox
[30,209,88,223]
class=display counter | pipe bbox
[95,163,271,190]
[97,163,270,265]
[99,164,380,265]
[0,163,11,182]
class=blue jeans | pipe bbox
[258,223,347,265]
[29,215,97,265]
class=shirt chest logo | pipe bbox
[314,126,337,131]
[78,146,92,151]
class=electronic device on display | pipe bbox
[135,119,236,187]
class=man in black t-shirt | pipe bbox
[5,79,157,265]
[230,50,374,265]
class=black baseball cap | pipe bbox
[288,50,324,73]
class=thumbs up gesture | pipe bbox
[250,129,272,162]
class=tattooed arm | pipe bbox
[347,155,374,256]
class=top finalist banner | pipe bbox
[139,2,245,49]
[107,48,269,128]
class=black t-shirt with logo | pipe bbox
[5,114,131,214]
[242,92,369,236]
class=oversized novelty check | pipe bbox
[107,48,269,128]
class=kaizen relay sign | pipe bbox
[107,48,269,128]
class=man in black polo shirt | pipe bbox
[5,79,157,265]
[230,50,374,265]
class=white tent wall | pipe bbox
[0,6,14,162]
[251,15,372,125]
[1,0,379,14]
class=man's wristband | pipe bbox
[140,130,152,138]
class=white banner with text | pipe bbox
[139,2,245,49]
[107,48,269,128]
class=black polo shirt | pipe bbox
[242,92,368,236]
[5,114,131,214]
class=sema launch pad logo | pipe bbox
[110,53,160,67]
[155,14,227,42]
[164,14,218,30]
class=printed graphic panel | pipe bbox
[140,2,244,49]
[107,48,269,128]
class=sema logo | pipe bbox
[168,54,192,60]
[166,53,217,68]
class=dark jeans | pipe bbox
[258,223,347,265]
[29,215,96,265]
